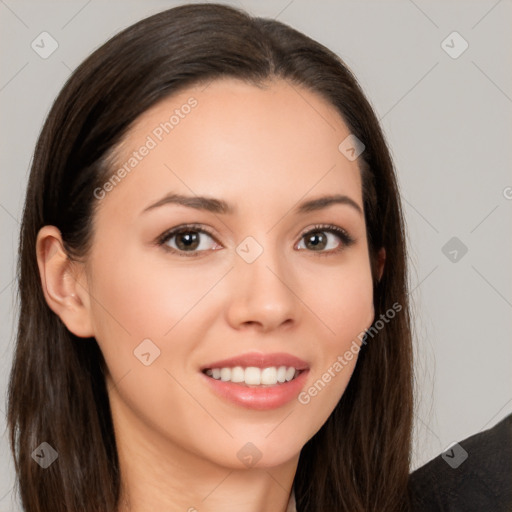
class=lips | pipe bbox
[200,352,310,372]
[201,366,310,410]
[199,351,311,410]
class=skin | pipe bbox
[36,78,385,512]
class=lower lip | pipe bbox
[201,370,309,410]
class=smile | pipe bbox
[203,366,303,386]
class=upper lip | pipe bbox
[201,352,310,371]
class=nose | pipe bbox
[224,238,299,333]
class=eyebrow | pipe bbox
[142,192,363,216]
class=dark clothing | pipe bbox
[408,413,512,511]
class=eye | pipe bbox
[296,224,355,254]
[156,223,355,258]
[157,224,220,257]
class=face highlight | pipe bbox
[81,78,376,472]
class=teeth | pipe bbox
[276,366,287,383]
[261,367,277,385]
[230,366,245,383]
[220,368,231,381]
[285,366,296,381]
[205,366,300,386]
[245,367,261,385]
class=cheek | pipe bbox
[85,240,207,378]
[85,241,237,395]
[294,256,374,439]
[88,241,211,335]
[303,254,375,345]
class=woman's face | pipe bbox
[79,78,377,468]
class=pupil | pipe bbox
[307,232,326,250]
[177,231,199,250]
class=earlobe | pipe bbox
[35,225,95,338]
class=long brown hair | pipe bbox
[7,3,413,511]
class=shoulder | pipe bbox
[408,413,512,511]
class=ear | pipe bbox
[35,225,95,338]
[377,247,386,282]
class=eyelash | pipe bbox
[155,223,356,258]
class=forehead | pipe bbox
[96,77,363,220]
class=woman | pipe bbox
[7,4,414,511]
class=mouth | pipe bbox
[200,352,310,411]
[202,366,306,387]
[200,364,310,410]
[199,352,310,409]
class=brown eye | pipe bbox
[303,231,329,251]
[158,225,219,256]
[174,230,201,251]
[297,225,355,254]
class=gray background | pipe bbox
[1,0,511,509]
